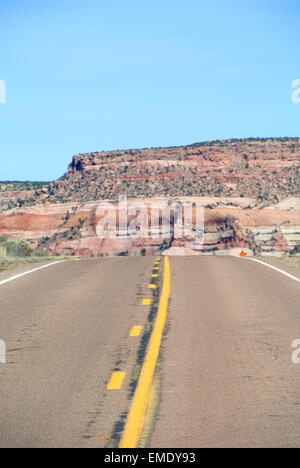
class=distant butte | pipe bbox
[0,138,299,257]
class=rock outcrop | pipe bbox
[0,138,299,257]
[0,196,299,257]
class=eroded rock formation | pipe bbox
[0,138,299,257]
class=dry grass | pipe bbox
[0,256,71,272]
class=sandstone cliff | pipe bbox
[0,138,299,257]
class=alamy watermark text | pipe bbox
[0,340,6,364]
[95,196,204,248]
[292,79,300,104]
[0,79,6,104]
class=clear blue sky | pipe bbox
[0,0,299,181]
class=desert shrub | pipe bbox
[0,245,7,257]
[0,239,33,257]
[289,245,300,256]
[0,238,52,258]
[8,240,33,257]
[33,248,48,257]
[118,250,129,256]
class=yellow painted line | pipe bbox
[107,372,126,390]
[130,326,143,337]
[119,256,170,448]
[142,298,151,306]
[153,267,159,270]
[152,274,158,278]
[148,284,157,289]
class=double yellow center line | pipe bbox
[119,256,170,448]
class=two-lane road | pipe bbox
[0,256,300,448]
[0,257,154,448]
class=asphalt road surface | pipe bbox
[0,256,300,448]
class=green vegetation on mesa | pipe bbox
[187,136,300,147]
[0,181,50,191]
[1,137,299,209]
[0,181,50,212]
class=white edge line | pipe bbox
[245,257,300,283]
[0,260,67,287]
